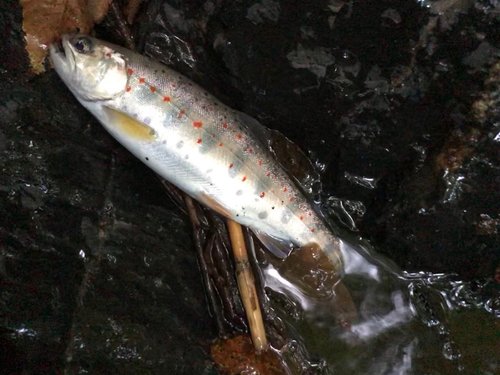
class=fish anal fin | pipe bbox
[103,107,156,142]
[251,229,293,259]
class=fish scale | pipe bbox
[50,34,342,272]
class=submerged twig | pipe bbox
[185,195,226,336]
[227,220,268,352]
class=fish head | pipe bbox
[50,35,128,101]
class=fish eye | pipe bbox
[73,37,93,53]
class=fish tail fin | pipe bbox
[280,242,358,329]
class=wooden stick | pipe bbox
[227,219,268,352]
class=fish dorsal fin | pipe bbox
[234,110,321,200]
[103,107,156,142]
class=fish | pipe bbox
[49,34,344,276]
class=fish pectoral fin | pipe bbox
[251,229,293,259]
[102,107,156,142]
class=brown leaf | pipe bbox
[20,0,112,74]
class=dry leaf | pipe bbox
[20,0,112,74]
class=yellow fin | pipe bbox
[103,107,156,142]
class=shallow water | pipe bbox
[261,235,499,373]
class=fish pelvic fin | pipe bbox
[198,191,233,219]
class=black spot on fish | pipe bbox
[272,207,275,210]
[145,157,149,161]
[236,190,243,196]
[176,141,184,149]
[144,117,151,125]
[258,212,268,219]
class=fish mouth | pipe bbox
[50,35,75,74]
[55,38,65,57]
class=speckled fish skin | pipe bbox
[50,35,342,271]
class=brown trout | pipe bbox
[50,35,344,275]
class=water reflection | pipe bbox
[259,234,499,373]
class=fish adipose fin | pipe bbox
[103,107,156,142]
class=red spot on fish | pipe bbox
[283,187,287,192]
[177,110,185,119]
[126,86,131,92]
[163,96,171,102]
[289,197,294,202]
[139,78,145,83]
[229,164,233,168]
[258,161,262,166]
[193,121,203,128]
[242,176,247,182]
[106,53,111,58]
[260,192,265,198]
[299,215,303,220]
[218,142,223,147]
[308,213,312,216]
[127,68,134,75]
[197,138,202,144]
[208,106,214,111]
[273,175,277,179]
[211,133,215,138]
[223,123,228,129]
[311,228,315,233]
[150,86,156,92]
[266,173,270,177]
[247,148,253,154]
[236,134,242,140]
[172,84,176,88]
